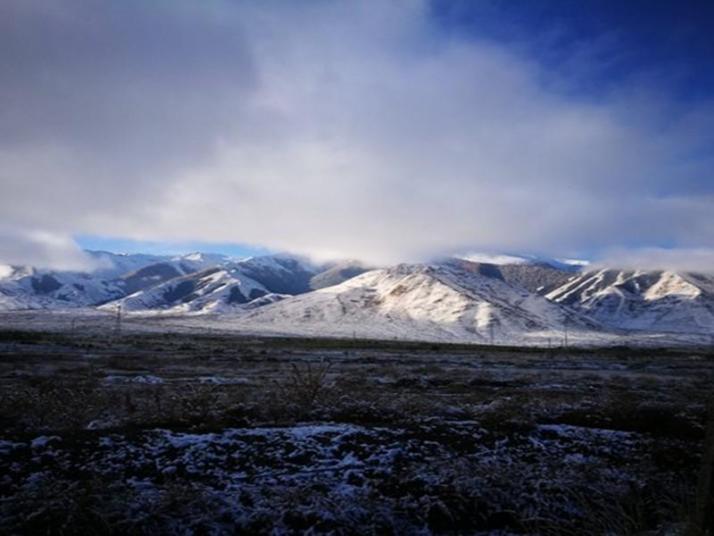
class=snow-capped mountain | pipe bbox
[0,251,229,311]
[546,269,714,334]
[231,259,597,342]
[112,253,232,298]
[2,249,713,343]
[0,264,124,310]
[96,254,325,313]
[101,266,273,313]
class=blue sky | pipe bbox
[1,0,713,269]
[432,0,714,100]
[75,235,272,259]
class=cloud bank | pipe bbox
[1,0,712,268]
[0,225,98,271]
[594,247,714,273]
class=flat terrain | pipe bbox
[0,329,712,534]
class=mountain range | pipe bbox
[1,250,712,344]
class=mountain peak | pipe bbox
[2,251,713,343]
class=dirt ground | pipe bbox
[1,329,712,534]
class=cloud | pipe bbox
[0,225,98,271]
[0,0,712,267]
[593,247,714,273]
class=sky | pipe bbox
[1,0,713,270]
[75,234,270,259]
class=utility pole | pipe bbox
[489,323,494,346]
[563,318,569,348]
[115,304,122,336]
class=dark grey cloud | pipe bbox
[0,0,712,268]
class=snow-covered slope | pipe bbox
[230,260,597,343]
[112,253,232,299]
[546,269,714,333]
[3,249,713,343]
[0,252,231,311]
[0,265,125,310]
[100,267,268,313]
[96,254,324,313]
[101,266,273,313]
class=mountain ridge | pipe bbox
[1,250,713,343]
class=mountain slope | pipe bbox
[309,260,370,290]
[0,252,231,310]
[112,253,231,298]
[448,260,575,295]
[230,260,597,342]
[237,254,320,294]
[100,266,272,313]
[0,265,125,310]
[546,269,714,333]
[98,254,323,313]
[3,249,713,343]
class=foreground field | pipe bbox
[0,330,712,534]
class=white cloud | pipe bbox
[0,0,712,267]
[0,225,98,271]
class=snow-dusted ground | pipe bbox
[1,421,695,533]
[1,307,712,348]
[0,329,710,532]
